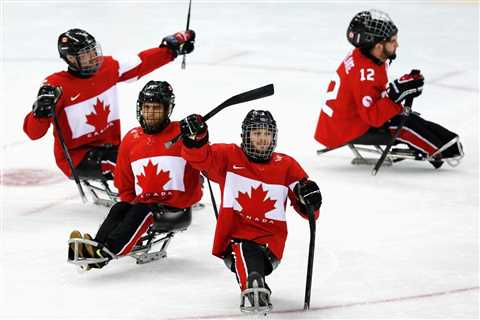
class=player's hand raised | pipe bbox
[160,30,195,58]
[387,69,424,104]
[32,85,62,118]
[180,114,208,148]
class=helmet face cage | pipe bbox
[241,110,278,162]
[347,9,398,49]
[136,81,175,134]
[71,42,103,76]
[58,29,103,76]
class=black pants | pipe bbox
[76,145,118,180]
[94,202,192,256]
[388,113,461,158]
[224,240,279,291]
[94,202,154,256]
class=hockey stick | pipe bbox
[181,0,192,70]
[51,112,88,203]
[164,83,274,148]
[203,172,219,219]
[304,203,316,310]
[371,96,414,176]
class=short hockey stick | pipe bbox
[203,171,219,220]
[304,203,316,310]
[181,0,192,70]
[51,112,88,203]
[372,96,414,175]
[164,83,274,148]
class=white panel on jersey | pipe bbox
[64,85,120,139]
[131,156,186,195]
[223,171,288,222]
[117,54,142,82]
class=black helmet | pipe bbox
[58,28,103,76]
[137,80,175,134]
[241,110,278,162]
[347,9,398,50]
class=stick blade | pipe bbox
[233,83,274,104]
[204,84,274,121]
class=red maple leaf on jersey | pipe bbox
[85,98,110,132]
[136,160,171,194]
[236,184,276,218]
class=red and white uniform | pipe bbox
[182,143,320,260]
[314,48,402,148]
[115,122,202,207]
[23,47,174,177]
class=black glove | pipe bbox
[32,85,62,118]
[180,114,208,148]
[160,30,195,58]
[294,179,322,211]
[387,69,424,104]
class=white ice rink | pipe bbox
[1,1,478,319]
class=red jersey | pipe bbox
[114,122,202,207]
[23,47,174,177]
[181,143,320,260]
[314,48,402,148]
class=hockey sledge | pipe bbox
[317,128,463,174]
[80,177,119,207]
[68,207,192,269]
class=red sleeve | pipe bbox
[113,133,136,202]
[23,76,65,140]
[23,112,51,140]
[349,65,402,128]
[286,157,320,220]
[118,47,175,82]
[181,143,230,184]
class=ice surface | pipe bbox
[1,1,478,319]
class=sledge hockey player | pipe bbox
[314,9,463,168]
[23,28,195,180]
[180,110,322,313]
[68,81,202,270]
